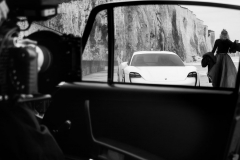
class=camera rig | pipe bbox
[6,0,60,21]
[0,0,81,104]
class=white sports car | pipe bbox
[118,51,200,86]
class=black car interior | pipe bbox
[43,82,238,160]
[42,1,240,160]
[2,1,240,160]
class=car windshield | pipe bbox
[131,53,185,66]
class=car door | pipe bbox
[42,1,240,160]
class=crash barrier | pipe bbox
[82,60,118,76]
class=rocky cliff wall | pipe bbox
[114,5,215,63]
[20,0,215,63]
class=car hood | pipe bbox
[126,66,196,81]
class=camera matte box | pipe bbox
[6,0,61,8]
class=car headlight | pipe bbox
[187,72,197,86]
[187,72,197,78]
[129,72,142,78]
[129,72,142,83]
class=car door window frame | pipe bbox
[81,1,240,93]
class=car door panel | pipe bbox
[43,82,237,160]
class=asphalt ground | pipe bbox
[82,56,240,88]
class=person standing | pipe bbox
[208,29,237,88]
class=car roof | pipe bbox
[132,51,177,56]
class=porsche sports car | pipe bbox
[118,51,200,86]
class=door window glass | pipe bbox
[113,5,240,88]
[82,10,108,82]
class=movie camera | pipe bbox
[0,0,81,103]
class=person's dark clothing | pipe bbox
[201,52,216,82]
[229,40,240,53]
[208,39,237,88]
[0,102,65,160]
[212,39,233,54]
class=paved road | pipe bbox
[82,56,240,88]
[82,67,118,82]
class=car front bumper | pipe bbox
[130,77,197,86]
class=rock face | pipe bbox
[20,0,215,63]
[114,5,215,63]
